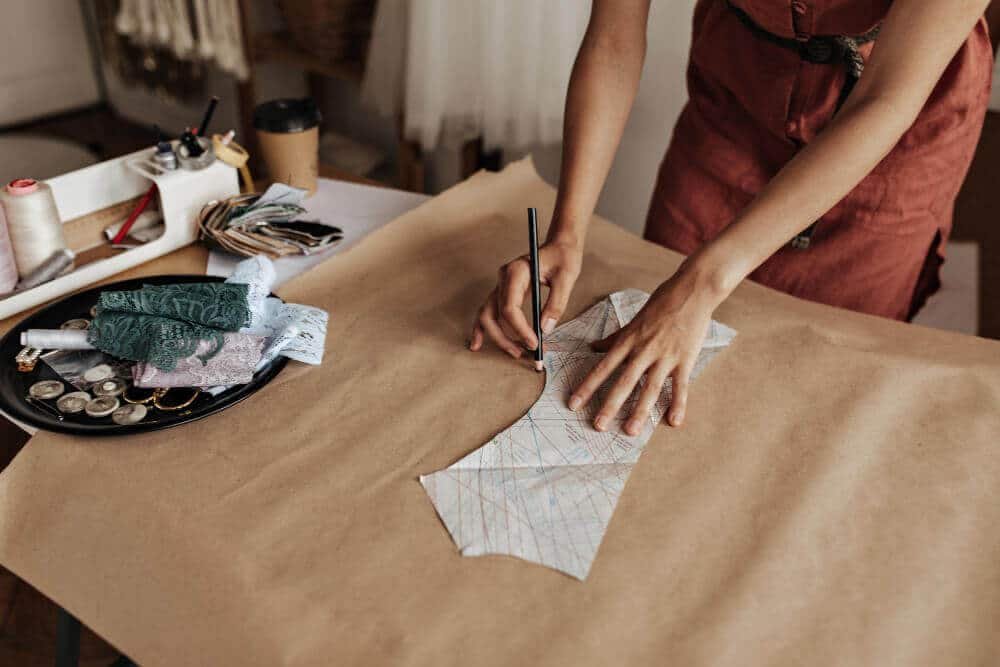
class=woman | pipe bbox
[470,0,994,435]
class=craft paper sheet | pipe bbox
[2,161,1000,667]
[421,289,737,579]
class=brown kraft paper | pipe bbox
[0,159,998,666]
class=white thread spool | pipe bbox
[20,329,93,350]
[0,179,67,279]
[0,201,17,293]
[15,248,75,291]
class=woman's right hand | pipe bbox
[469,240,583,359]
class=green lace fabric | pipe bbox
[97,283,250,329]
[88,283,251,371]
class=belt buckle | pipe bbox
[790,234,812,250]
[791,222,818,250]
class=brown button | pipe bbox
[83,364,114,383]
[57,392,91,414]
[112,403,147,426]
[85,396,119,418]
[29,380,65,400]
[93,378,126,397]
[60,318,90,330]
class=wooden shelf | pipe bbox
[252,31,364,83]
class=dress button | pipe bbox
[786,120,799,135]
[792,1,807,15]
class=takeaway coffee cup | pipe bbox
[253,98,322,195]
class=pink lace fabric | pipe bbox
[132,333,265,388]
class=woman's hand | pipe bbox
[470,240,583,359]
[568,266,724,435]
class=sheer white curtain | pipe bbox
[362,0,589,151]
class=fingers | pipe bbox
[590,329,620,353]
[667,363,692,427]
[540,273,573,334]
[469,325,484,351]
[497,261,537,349]
[567,341,630,413]
[623,361,671,436]
[472,291,523,359]
[592,356,651,432]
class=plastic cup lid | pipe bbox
[253,98,322,134]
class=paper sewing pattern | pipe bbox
[420,289,737,579]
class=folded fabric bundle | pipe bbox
[22,256,326,384]
[88,283,252,371]
[96,282,252,329]
[133,333,265,388]
[87,312,227,371]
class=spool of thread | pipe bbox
[14,248,75,290]
[0,179,67,279]
[0,202,17,294]
[212,131,253,193]
[20,328,93,350]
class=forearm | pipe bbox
[548,3,649,248]
[688,94,919,297]
[684,0,990,303]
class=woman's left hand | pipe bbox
[567,266,723,435]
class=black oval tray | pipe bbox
[0,275,287,436]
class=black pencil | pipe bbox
[528,208,544,372]
[196,96,220,137]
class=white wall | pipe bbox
[0,0,100,125]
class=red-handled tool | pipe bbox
[112,97,219,246]
[110,185,157,245]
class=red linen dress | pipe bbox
[645,0,993,320]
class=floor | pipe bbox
[0,107,999,665]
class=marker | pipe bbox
[528,208,544,372]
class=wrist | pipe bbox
[545,222,587,252]
[678,245,746,307]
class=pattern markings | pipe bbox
[420,289,737,579]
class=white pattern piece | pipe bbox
[420,289,737,579]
